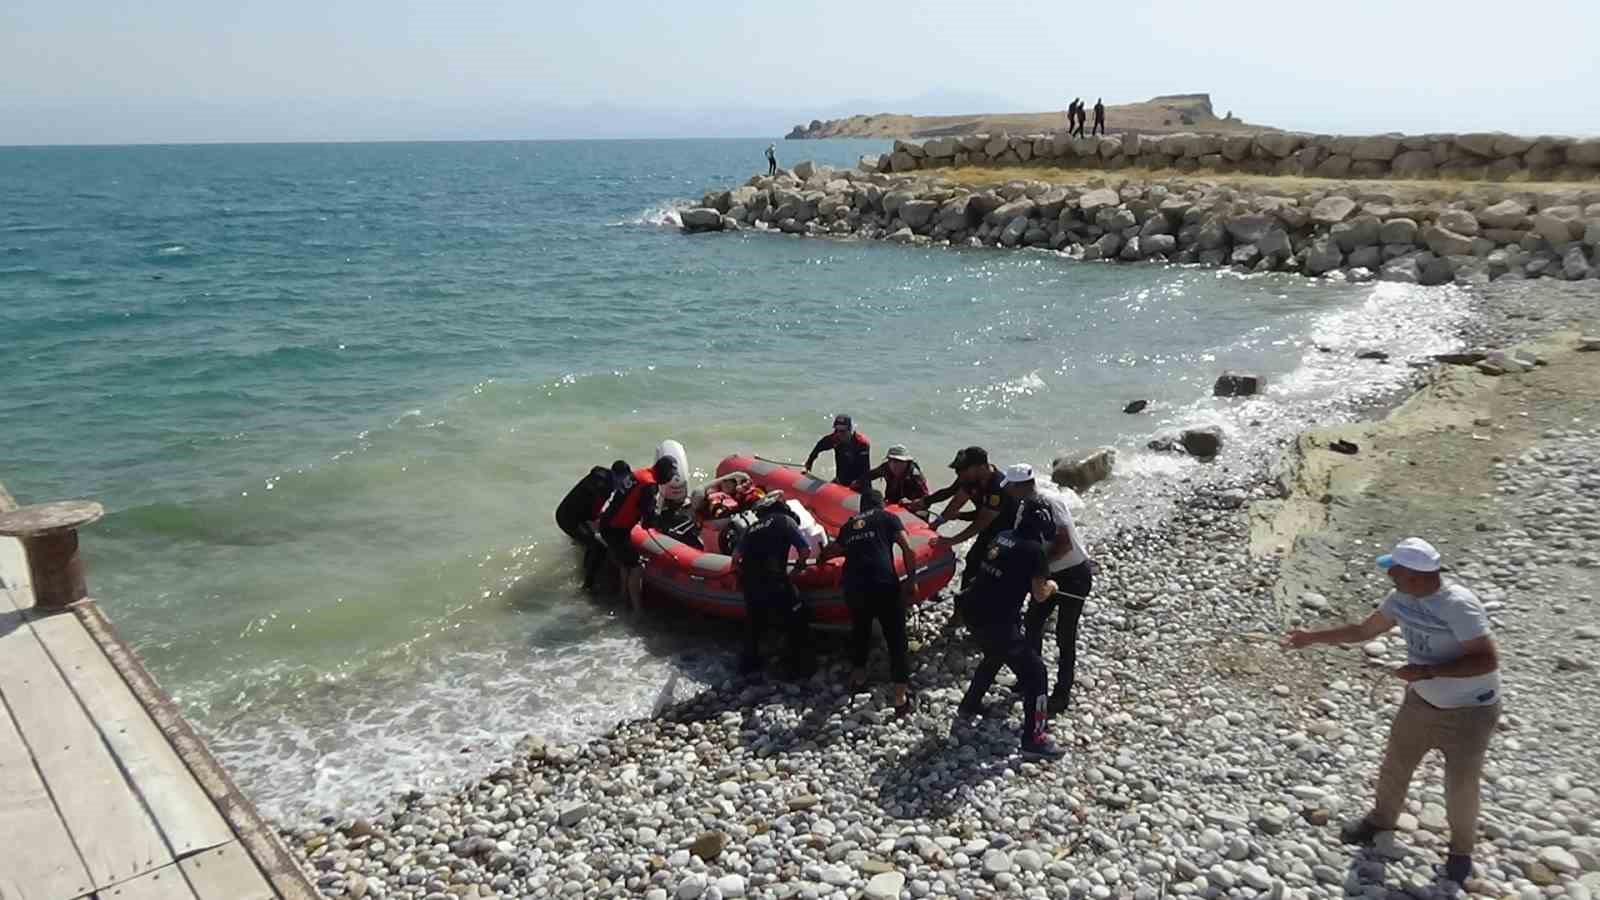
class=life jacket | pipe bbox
[606,466,658,530]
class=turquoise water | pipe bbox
[0,139,1468,818]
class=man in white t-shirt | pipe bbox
[1000,463,1093,717]
[1283,537,1501,885]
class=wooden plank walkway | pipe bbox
[0,485,316,900]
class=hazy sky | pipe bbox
[3,0,1596,144]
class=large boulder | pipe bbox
[1180,426,1225,459]
[1051,447,1116,493]
[936,196,974,231]
[1315,155,1353,178]
[1380,257,1421,283]
[899,199,939,230]
[1476,199,1530,230]
[1118,236,1144,261]
[1077,188,1122,217]
[1258,227,1294,259]
[1142,233,1178,257]
[1436,209,1480,237]
[1492,134,1535,157]
[882,189,918,217]
[923,138,959,159]
[986,198,1036,226]
[999,216,1030,247]
[1532,207,1584,245]
[1213,372,1266,397]
[889,151,917,173]
[1255,132,1304,158]
[1226,214,1274,244]
[792,160,818,180]
[1351,136,1400,161]
[1564,245,1592,280]
[1423,226,1476,257]
[1332,215,1383,252]
[1454,133,1500,158]
[1569,138,1600,167]
[1379,217,1420,245]
[1311,196,1358,225]
[1222,135,1254,161]
[1305,239,1344,276]
[680,208,726,233]
[1390,150,1436,178]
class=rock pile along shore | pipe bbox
[284,280,1600,900]
[681,160,1600,286]
[872,131,1600,183]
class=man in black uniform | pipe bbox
[954,498,1065,760]
[820,489,918,709]
[733,496,815,677]
[1092,98,1106,137]
[804,414,872,488]
[555,465,614,590]
[927,447,1019,592]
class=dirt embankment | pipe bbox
[787,93,1275,140]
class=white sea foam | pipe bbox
[612,201,690,228]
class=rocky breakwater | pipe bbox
[680,161,1600,286]
[871,130,1600,182]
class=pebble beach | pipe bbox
[283,278,1600,900]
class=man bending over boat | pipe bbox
[555,465,614,590]
[864,445,930,506]
[598,455,676,613]
[732,496,815,678]
[804,414,871,488]
[923,446,1018,593]
[820,489,918,711]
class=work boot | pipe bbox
[1020,735,1066,761]
[1046,687,1071,717]
[1440,854,1472,884]
[1339,817,1383,846]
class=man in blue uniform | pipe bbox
[733,496,815,677]
[820,489,918,709]
[954,499,1065,760]
[926,447,1019,592]
[804,414,872,488]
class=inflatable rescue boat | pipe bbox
[627,453,956,626]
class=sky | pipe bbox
[3,0,1597,145]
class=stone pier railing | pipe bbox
[868,131,1600,183]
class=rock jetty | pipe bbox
[870,131,1600,182]
[681,161,1600,285]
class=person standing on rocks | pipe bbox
[953,498,1064,760]
[925,447,1018,593]
[766,143,778,176]
[733,496,816,678]
[864,445,929,506]
[1000,463,1093,716]
[1091,98,1106,137]
[803,414,872,488]
[819,489,918,709]
[1070,99,1086,138]
[1282,537,1502,884]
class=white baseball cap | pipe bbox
[999,463,1036,487]
[1377,537,1441,573]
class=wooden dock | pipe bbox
[0,484,316,900]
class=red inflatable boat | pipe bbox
[627,453,957,626]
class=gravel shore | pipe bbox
[285,281,1600,900]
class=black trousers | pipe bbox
[847,581,909,682]
[1023,561,1092,700]
[742,576,813,668]
[1092,119,1105,136]
[959,532,998,591]
[960,620,1048,746]
[558,516,609,588]
[767,159,777,175]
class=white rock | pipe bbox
[1541,847,1582,876]
[865,872,905,900]
[983,849,1013,875]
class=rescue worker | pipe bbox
[925,447,1019,592]
[597,455,676,613]
[555,465,614,590]
[864,445,930,505]
[803,414,871,488]
[732,496,815,678]
[1000,463,1093,715]
[953,498,1065,760]
[819,489,917,709]
[1092,98,1106,136]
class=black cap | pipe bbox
[859,489,884,511]
[833,414,853,432]
[949,445,988,470]
[652,456,678,479]
[610,460,630,476]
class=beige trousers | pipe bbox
[1370,689,1501,854]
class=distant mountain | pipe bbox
[784,93,1279,140]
